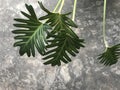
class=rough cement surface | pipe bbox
[0,0,120,90]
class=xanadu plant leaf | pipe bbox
[43,31,85,66]
[38,2,78,38]
[12,4,51,56]
[98,44,120,66]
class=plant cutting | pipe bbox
[98,0,120,66]
[12,0,120,66]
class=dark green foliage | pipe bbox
[12,1,120,66]
[12,2,85,66]
[98,44,120,66]
[43,31,84,66]
[38,2,85,66]
[12,4,51,56]
[38,2,78,37]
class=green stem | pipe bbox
[72,0,77,21]
[58,0,65,13]
[103,0,108,48]
[53,0,62,13]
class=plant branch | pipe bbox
[103,0,108,48]
[53,0,62,13]
[72,0,77,21]
[58,0,65,13]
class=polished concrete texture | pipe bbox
[0,0,120,90]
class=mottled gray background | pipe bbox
[0,0,120,90]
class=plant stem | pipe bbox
[58,0,65,13]
[72,0,77,21]
[53,0,62,13]
[103,0,108,48]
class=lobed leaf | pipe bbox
[43,32,84,66]
[98,44,120,66]
[12,3,51,56]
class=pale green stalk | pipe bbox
[53,0,62,13]
[72,0,77,21]
[58,0,65,13]
[103,0,108,48]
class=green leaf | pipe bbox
[38,2,78,36]
[12,4,51,56]
[43,31,84,66]
[98,44,120,66]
